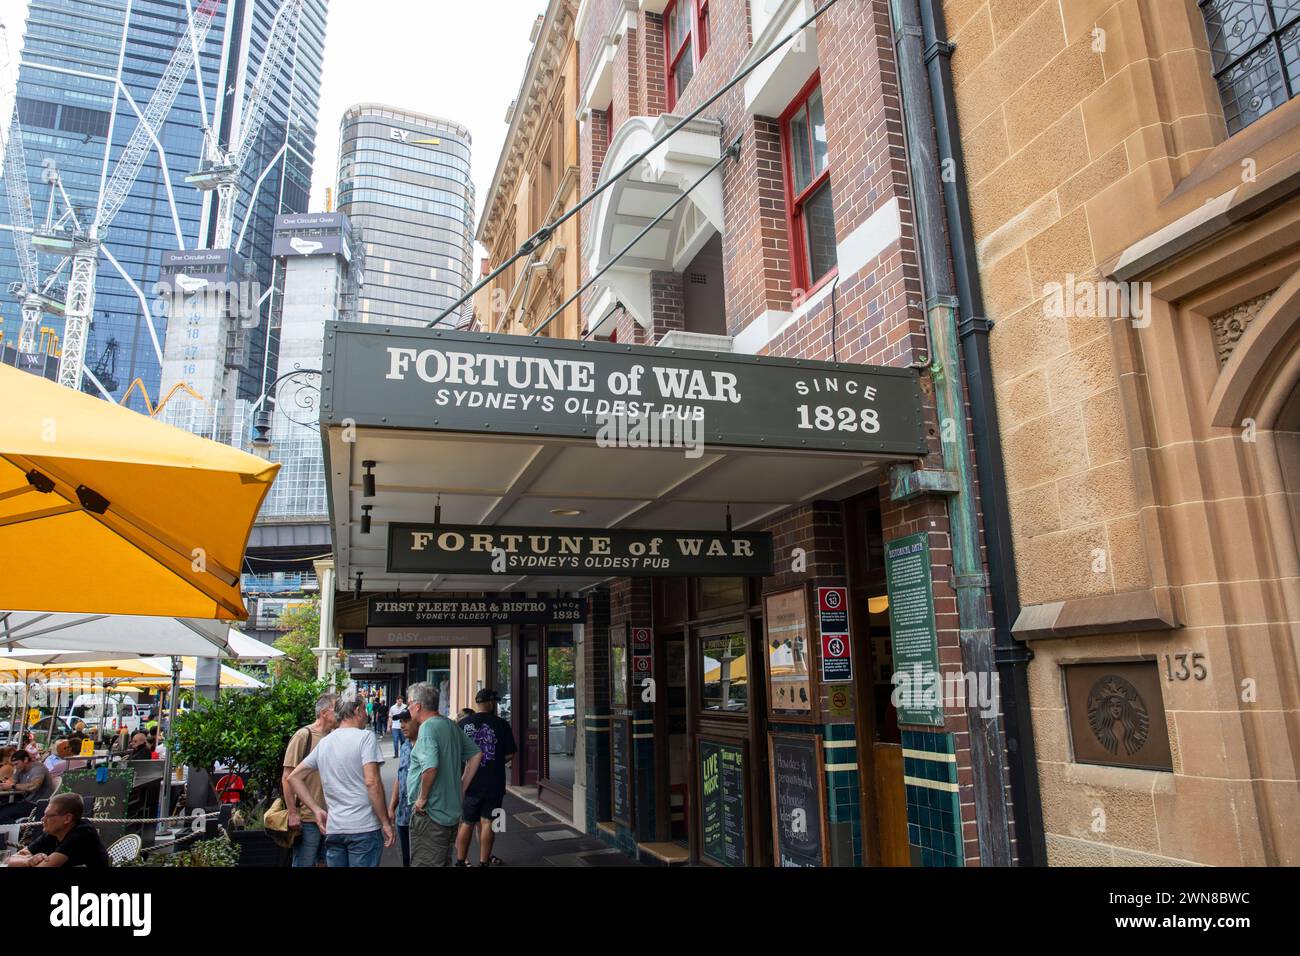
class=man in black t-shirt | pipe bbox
[455,689,517,866]
[5,793,109,868]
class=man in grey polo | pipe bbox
[405,681,482,867]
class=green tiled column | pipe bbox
[901,730,964,866]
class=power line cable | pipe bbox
[429,0,843,329]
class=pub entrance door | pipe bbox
[538,627,576,818]
[844,490,911,865]
[520,629,540,785]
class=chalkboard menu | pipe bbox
[885,532,943,726]
[698,737,747,866]
[62,767,134,845]
[769,734,827,867]
[610,716,634,827]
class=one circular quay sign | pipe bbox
[320,325,927,455]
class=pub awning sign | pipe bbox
[321,325,927,456]
[387,523,775,577]
[368,596,585,627]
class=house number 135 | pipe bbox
[1164,653,1207,681]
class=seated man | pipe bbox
[126,732,153,761]
[5,793,109,868]
[0,749,55,824]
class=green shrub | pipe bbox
[121,831,240,867]
[170,677,328,805]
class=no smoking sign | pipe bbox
[817,587,853,682]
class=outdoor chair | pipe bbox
[106,833,141,866]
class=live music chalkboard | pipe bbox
[699,737,746,867]
[62,767,134,845]
[610,716,633,827]
[769,734,828,867]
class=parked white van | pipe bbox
[63,695,143,737]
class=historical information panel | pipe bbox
[885,532,943,727]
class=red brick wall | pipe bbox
[573,0,1007,866]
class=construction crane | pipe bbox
[86,335,120,393]
[189,0,303,251]
[33,0,224,392]
[0,18,67,358]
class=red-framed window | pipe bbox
[665,0,709,110]
[781,74,837,292]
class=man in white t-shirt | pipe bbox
[287,697,393,867]
[387,697,408,758]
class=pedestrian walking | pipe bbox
[405,681,481,867]
[374,697,389,738]
[388,697,407,757]
[456,689,517,866]
[287,697,392,867]
[281,691,339,867]
[386,710,418,866]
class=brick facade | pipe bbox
[568,0,1005,866]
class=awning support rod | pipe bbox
[428,0,843,330]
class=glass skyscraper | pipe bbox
[0,0,328,413]
[337,104,474,325]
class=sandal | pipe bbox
[479,855,505,866]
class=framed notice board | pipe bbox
[697,735,748,867]
[768,733,829,867]
[764,585,816,721]
[610,624,629,710]
[610,715,634,827]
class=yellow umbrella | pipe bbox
[8,658,174,680]
[0,365,278,619]
[129,656,265,689]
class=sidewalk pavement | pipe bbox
[374,731,641,867]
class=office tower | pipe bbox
[0,0,328,413]
[336,104,474,325]
[240,210,358,645]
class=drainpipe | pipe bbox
[890,0,1013,866]
[917,0,1045,866]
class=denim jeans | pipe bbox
[324,829,383,867]
[391,728,403,757]
[292,821,326,867]
[398,824,410,867]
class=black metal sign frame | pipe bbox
[321,324,927,456]
[387,523,774,577]
[367,596,585,627]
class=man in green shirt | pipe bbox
[405,681,482,867]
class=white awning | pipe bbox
[0,612,233,658]
[582,114,727,333]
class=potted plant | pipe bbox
[170,677,332,867]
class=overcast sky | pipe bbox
[0,0,544,244]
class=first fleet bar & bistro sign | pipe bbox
[320,326,927,455]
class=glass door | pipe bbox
[540,629,576,815]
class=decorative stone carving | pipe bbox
[1212,291,1274,367]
